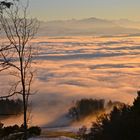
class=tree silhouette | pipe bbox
[86,91,140,140]
[68,99,105,120]
[0,0,39,139]
[0,1,13,8]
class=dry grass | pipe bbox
[42,130,77,139]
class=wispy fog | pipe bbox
[1,36,140,127]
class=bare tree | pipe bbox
[0,0,39,139]
[0,1,14,71]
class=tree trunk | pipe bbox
[23,91,27,140]
[20,57,28,140]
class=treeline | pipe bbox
[0,123,41,140]
[80,91,140,140]
[0,99,23,117]
[68,98,123,120]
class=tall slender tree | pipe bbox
[0,0,39,139]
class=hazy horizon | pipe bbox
[39,16,140,22]
[29,0,140,21]
[36,17,140,37]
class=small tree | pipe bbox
[0,0,39,139]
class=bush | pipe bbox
[28,126,41,137]
[0,124,41,139]
[0,125,20,137]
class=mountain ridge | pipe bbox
[38,17,140,36]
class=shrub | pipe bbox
[28,126,41,137]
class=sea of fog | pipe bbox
[0,36,140,127]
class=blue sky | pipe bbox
[29,0,140,21]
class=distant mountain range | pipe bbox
[38,17,140,36]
